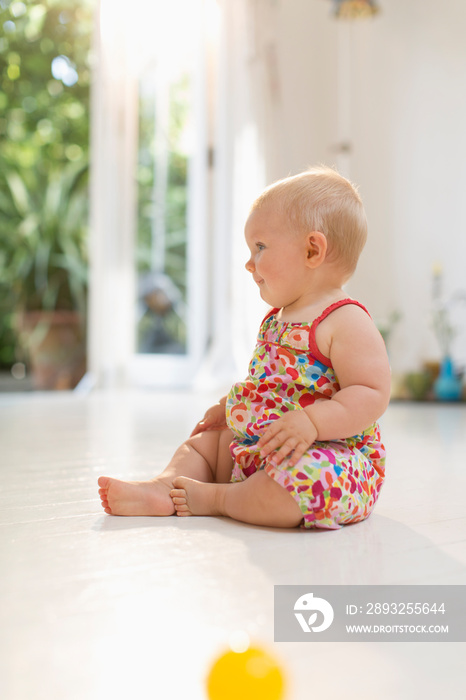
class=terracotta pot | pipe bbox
[18,311,86,390]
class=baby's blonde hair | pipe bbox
[250,166,367,278]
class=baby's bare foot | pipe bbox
[98,476,175,516]
[170,476,224,517]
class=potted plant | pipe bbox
[0,161,88,389]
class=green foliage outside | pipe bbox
[0,0,92,369]
[137,77,190,289]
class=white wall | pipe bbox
[262,0,466,378]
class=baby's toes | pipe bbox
[170,488,187,504]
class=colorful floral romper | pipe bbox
[225,299,386,530]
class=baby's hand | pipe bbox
[190,400,227,437]
[257,410,317,467]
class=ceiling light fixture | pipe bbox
[333,0,380,19]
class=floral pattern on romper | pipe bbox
[225,299,386,530]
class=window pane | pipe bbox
[136,67,191,355]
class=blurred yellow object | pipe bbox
[206,645,286,700]
[334,0,380,19]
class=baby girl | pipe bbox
[98,166,391,529]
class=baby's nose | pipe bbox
[245,257,254,273]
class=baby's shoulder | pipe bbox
[315,299,372,330]
[315,301,380,354]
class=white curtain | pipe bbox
[87,0,138,389]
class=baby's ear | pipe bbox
[305,231,327,267]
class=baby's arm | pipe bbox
[190,396,228,436]
[305,305,391,439]
[257,305,391,466]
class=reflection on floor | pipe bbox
[1,391,465,700]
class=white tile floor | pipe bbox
[1,391,465,700]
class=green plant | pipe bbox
[0,0,92,369]
[0,160,88,316]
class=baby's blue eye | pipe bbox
[257,243,265,251]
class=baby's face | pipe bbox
[244,204,311,309]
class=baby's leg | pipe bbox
[170,471,303,528]
[98,429,234,516]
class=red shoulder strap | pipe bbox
[309,298,371,367]
[260,307,279,326]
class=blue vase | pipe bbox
[433,356,462,401]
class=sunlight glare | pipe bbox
[100,0,207,75]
